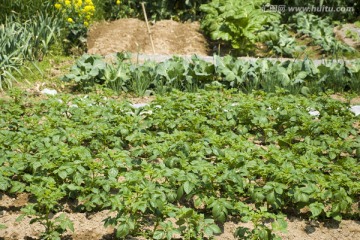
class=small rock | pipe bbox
[41,88,57,95]
[309,110,320,116]
[350,105,360,116]
[131,103,148,108]
[69,104,78,108]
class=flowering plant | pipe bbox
[55,0,95,53]
[102,0,127,20]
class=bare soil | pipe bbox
[87,18,209,56]
[1,193,359,240]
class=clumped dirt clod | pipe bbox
[87,18,209,56]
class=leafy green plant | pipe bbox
[17,179,74,240]
[104,53,132,93]
[95,0,210,21]
[290,12,354,56]
[0,0,57,23]
[0,12,61,90]
[0,53,22,90]
[1,89,359,239]
[234,207,287,240]
[264,23,305,58]
[62,54,360,95]
[61,54,107,91]
[129,61,156,96]
[200,0,280,55]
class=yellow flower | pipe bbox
[116,0,121,5]
[85,0,92,5]
[83,5,95,14]
[67,17,73,23]
[55,3,61,9]
[65,0,71,6]
[84,21,89,27]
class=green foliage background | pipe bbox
[0,0,57,23]
[92,0,211,21]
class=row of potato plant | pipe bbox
[62,53,360,96]
[0,89,359,239]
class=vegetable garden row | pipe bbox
[1,90,359,239]
[1,0,360,91]
[62,53,360,96]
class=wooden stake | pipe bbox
[141,2,155,54]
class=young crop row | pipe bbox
[62,53,360,96]
[0,13,62,90]
[0,89,359,239]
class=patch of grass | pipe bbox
[11,53,74,90]
[354,21,360,28]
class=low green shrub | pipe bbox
[290,12,354,55]
[61,54,107,91]
[61,53,360,95]
[264,23,305,58]
[0,0,57,23]
[200,0,280,55]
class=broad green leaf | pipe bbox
[271,218,288,233]
[204,223,222,236]
[153,230,165,239]
[183,181,195,194]
[108,168,118,179]
[309,202,324,217]
[58,170,68,180]
[116,223,130,238]
[9,181,25,193]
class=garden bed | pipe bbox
[0,90,359,239]
[87,18,209,56]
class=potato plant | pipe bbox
[0,89,359,239]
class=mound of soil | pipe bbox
[87,18,210,56]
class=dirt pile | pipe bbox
[87,18,209,56]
